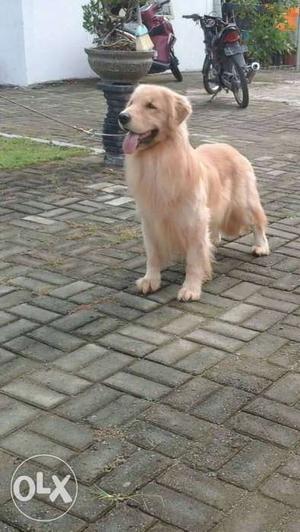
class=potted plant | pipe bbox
[83,0,153,84]
[233,0,298,67]
[82,1,153,167]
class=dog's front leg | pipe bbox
[178,220,212,302]
[136,221,161,295]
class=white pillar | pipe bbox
[213,0,222,17]
[0,0,28,85]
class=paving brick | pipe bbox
[205,275,240,294]
[281,510,300,532]
[127,359,189,387]
[0,430,75,467]
[67,440,135,484]
[98,332,154,357]
[55,384,120,421]
[0,450,22,505]
[115,292,159,312]
[138,482,222,531]
[54,344,107,371]
[162,313,205,334]
[0,395,37,437]
[273,273,300,291]
[105,371,171,401]
[272,323,300,342]
[79,351,133,382]
[2,377,66,409]
[88,394,149,427]
[186,328,243,353]
[261,473,300,508]
[212,493,287,532]
[29,367,91,395]
[100,450,171,495]
[51,309,101,331]
[148,524,182,532]
[86,505,155,532]
[176,346,228,374]
[0,349,16,365]
[0,357,38,386]
[193,386,253,424]
[200,320,258,341]
[0,289,32,310]
[183,425,248,471]
[204,365,271,394]
[28,325,85,351]
[280,455,300,478]
[269,341,300,369]
[119,324,172,345]
[0,499,85,531]
[0,318,37,343]
[219,440,284,489]
[147,339,197,365]
[126,421,188,458]
[262,288,300,305]
[243,308,285,331]
[216,353,285,381]
[97,302,142,321]
[29,414,94,450]
[223,281,260,300]
[163,375,220,411]
[50,280,94,298]
[220,303,260,324]
[228,411,300,448]
[239,333,287,359]
[141,404,247,469]
[159,463,244,511]
[244,397,300,431]
[9,302,59,323]
[33,295,77,314]
[265,374,300,405]
[55,479,113,522]
[246,292,298,313]
[137,306,184,328]
[4,335,64,362]
[0,311,16,327]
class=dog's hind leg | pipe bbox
[251,205,270,257]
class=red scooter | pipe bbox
[141,0,183,81]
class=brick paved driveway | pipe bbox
[0,73,300,531]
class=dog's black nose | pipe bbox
[119,112,130,125]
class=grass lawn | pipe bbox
[0,137,88,170]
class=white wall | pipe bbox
[22,0,94,85]
[0,0,27,85]
[0,0,214,86]
[172,0,214,71]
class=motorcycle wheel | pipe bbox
[228,56,249,109]
[170,54,183,82]
[203,58,220,95]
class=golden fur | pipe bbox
[121,84,269,301]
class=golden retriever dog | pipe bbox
[119,85,269,302]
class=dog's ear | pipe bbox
[175,94,192,124]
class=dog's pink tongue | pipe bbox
[123,132,139,155]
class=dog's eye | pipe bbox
[146,102,157,110]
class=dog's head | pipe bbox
[119,85,192,155]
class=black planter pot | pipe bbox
[98,83,135,167]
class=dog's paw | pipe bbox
[177,286,201,302]
[136,276,161,295]
[252,244,270,257]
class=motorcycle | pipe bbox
[124,0,182,81]
[183,10,260,108]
